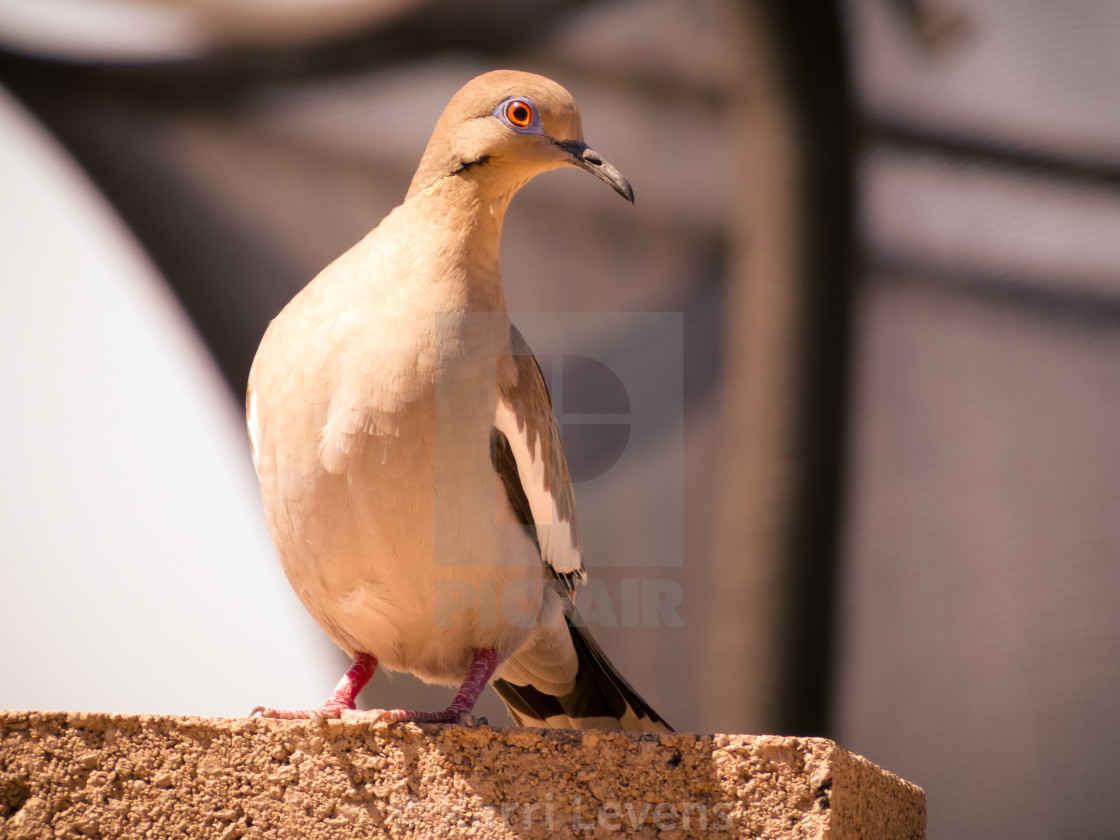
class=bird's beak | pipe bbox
[554,139,634,203]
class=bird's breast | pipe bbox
[252,301,540,678]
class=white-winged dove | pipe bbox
[247,70,670,732]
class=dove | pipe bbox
[248,70,669,731]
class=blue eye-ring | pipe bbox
[493,97,542,133]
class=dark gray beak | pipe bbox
[554,139,634,203]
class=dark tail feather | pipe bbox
[493,618,672,732]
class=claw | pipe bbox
[249,654,377,721]
[351,649,500,727]
[249,649,498,727]
[366,707,482,726]
[251,702,349,721]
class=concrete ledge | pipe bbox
[0,710,924,839]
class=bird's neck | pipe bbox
[400,174,517,313]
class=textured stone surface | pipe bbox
[0,711,923,839]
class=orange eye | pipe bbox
[505,100,534,128]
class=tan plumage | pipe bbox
[248,70,668,731]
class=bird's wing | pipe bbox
[490,324,672,732]
[493,324,584,588]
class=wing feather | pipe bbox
[494,325,584,586]
[490,324,671,732]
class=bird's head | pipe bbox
[406,70,633,204]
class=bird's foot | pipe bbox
[251,701,353,722]
[341,706,489,727]
[341,648,501,728]
[249,653,377,722]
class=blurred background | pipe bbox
[1,0,1118,837]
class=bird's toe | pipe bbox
[250,701,353,721]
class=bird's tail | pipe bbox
[492,617,672,732]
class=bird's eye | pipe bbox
[505,100,534,128]
[492,96,541,133]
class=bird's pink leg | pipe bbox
[252,652,377,721]
[356,648,500,726]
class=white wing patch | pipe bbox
[494,399,582,578]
